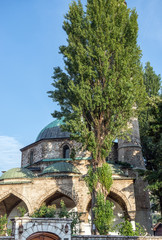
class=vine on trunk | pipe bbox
[85,163,114,234]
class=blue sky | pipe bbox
[0,0,162,172]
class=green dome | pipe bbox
[0,168,35,180]
[36,118,70,142]
[109,163,125,176]
[42,162,80,175]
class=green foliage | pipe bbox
[139,95,162,217]
[31,203,56,218]
[85,164,113,234]
[115,219,146,236]
[84,167,99,193]
[85,163,113,193]
[48,0,145,233]
[31,201,82,235]
[48,0,146,165]
[115,219,134,236]
[58,200,69,218]
[139,62,162,218]
[93,192,114,235]
[17,206,27,217]
[144,62,161,97]
[135,223,146,236]
[58,200,82,235]
[97,163,113,193]
[70,148,76,160]
[0,214,11,236]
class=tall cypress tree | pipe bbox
[49,0,145,165]
[144,62,161,97]
[48,0,146,233]
[139,62,162,220]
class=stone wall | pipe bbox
[0,176,135,217]
[0,238,14,240]
[0,236,162,240]
[21,139,91,168]
[0,236,161,240]
[72,236,162,240]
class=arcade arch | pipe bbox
[0,192,29,229]
[0,189,32,215]
[85,188,132,226]
[39,190,77,212]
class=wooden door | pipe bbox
[27,232,60,240]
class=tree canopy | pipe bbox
[139,62,162,219]
[144,62,161,97]
[48,0,146,166]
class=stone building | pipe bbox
[0,117,152,235]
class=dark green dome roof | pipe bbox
[42,162,80,175]
[109,163,125,176]
[0,168,35,180]
[36,118,70,142]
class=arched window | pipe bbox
[63,145,70,158]
[29,150,34,165]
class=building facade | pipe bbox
[0,118,152,235]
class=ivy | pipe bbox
[93,192,114,235]
[85,163,113,193]
[85,163,114,234]
[97,163,113,193]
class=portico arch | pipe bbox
[110,187,134,215]
[0,189,32,214]
[85,187,134,222]
[38,188,77,210]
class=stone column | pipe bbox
[118,117,152,234]
[118,117,145,168]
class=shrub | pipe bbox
[0,214,11,236]
[115,218,146,236]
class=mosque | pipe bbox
[0,117,152,235]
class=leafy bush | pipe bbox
[31,201,82,235]
[0,214,11,236]
[31,204,56,218]
[58,200,82,235]
[17,206,27,217]
[115,218,146,236]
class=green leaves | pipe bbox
[31,201,82,235]
[97,163,113,193]
[0,214,11,236]
[85,163,113,193]
[144,62,161,97]
[139,66,162,217]
[93,191,114,235]
[48,0,145,165]
[115,219,146,236]
[31,203,56,218]
[17,206,27,217]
